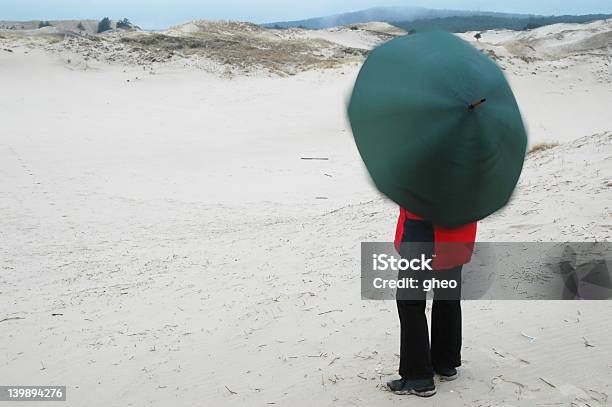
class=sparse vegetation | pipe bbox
[528,142,559,155]
[97,17,112,33]
[77,22,85,31]
[118,22,368,74]
[38,21,52,28]
[116,18,132,29]
[483,49,500,61]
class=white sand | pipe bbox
[295,22,407,50]
[1,20,611,406]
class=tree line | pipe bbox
[392,14,612,33]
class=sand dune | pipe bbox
[1,19,389,75]
[1,18,611,406]
[461,19,612,60]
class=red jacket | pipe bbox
[394,208,477,269]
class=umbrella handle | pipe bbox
[468,98,487,110]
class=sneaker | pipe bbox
[386,377,436,397]
[434,367,458,381]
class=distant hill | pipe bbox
[392,14,612,33]
[263,6,532,29]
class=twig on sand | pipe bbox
[539,377,556,388]
[301,157,328,160]
[586,388,609,403]
[490,375,531,396]
[127,331,149,336]
[583,337,595,347]
[355,351,378,360]
[517,356,531,364]
[521,332,537,343]
[318,309,342,315]
[492,348,530,364]
[225,385,237,395]
[0,316,25,323]
[329,356,341,365]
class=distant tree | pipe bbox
[523,21,543,30]
[77,21,85,30]
[474,32,482,41]
[97,17,112,33]
[116,18,132,29]
[38,20,52,28]
[523,17,544,31]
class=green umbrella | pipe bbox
[347,30,527,227]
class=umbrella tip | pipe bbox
[468,98,487,110]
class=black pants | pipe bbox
[395,216,462,380]
[396,266,462,379]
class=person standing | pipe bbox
[386,207,477,397]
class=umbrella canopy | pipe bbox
[347,31,527,227]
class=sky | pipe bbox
[1,0,611,29]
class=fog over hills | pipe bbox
[263,6,532,29]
